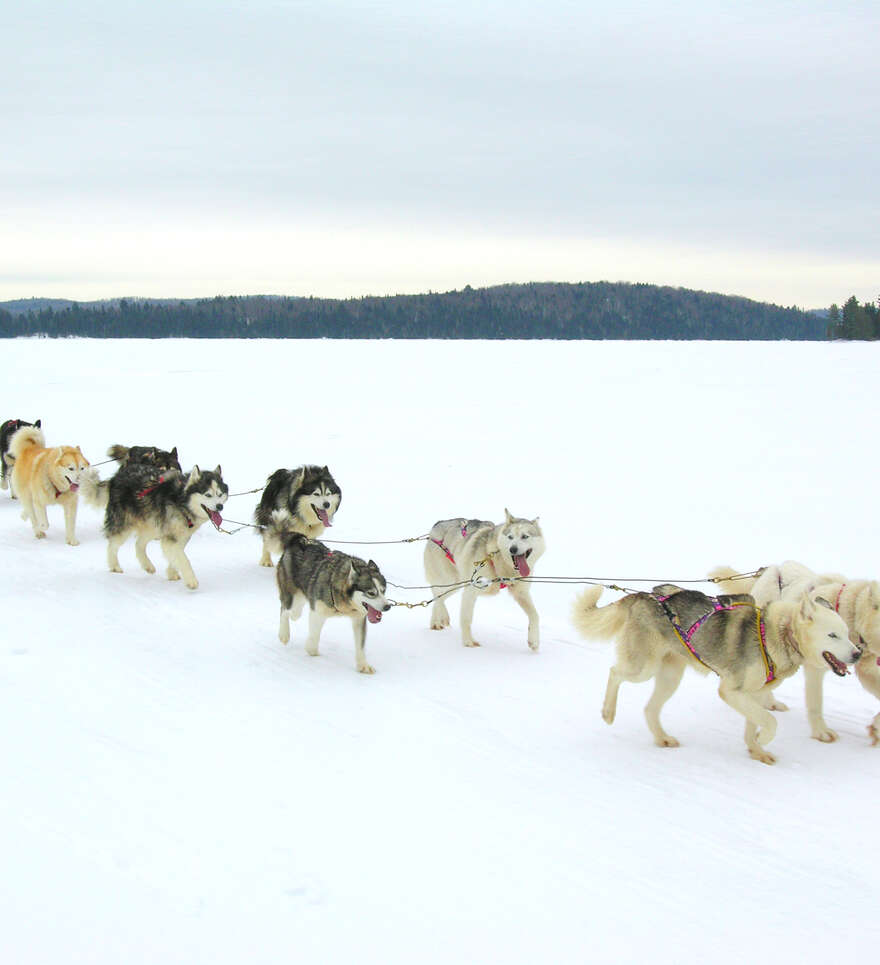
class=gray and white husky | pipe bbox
[424,509,545,651]
[572,582,860,765]
[275,528,390,674]
[712,561,880,744]
[255,465,341,566]
[82,461,227,590]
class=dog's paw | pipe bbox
[748,747,777,765]
[528,639,540,652]
[66,538,79,546]
[305,645,319,657]
[166,568,180,581]
[143,562,156,574]
[767,699,788,712]
[654,736,680,748]
[109,564,123,574]
[35,530,46,539]
[463,639,481,647]
[813,727,838,743]
[184,578,199,590]
[358,663,376,675]
[868,722,880,746]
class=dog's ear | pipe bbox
[347,562,357,584]
[170,447,178,460]
[35,419,41,428]
[368,559,378,571]
[188,465,201,485]
[532,516,540,527]
[504,507,513,523]
[799,595,814,620]
[214,465,222,477]
[290,467,305,492]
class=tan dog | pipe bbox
[9,426,90,545]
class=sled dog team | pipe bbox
[3,418,878,765]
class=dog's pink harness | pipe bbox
[654,592,776,683]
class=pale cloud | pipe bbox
[2,1,877,307]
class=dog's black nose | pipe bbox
[323,501,330,509]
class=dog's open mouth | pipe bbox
[313,504,331,527]
[364,603,382,624]
[822,651,849,676]
[512,549,532,578]
[201,504,223,529]
[66,475,79,493]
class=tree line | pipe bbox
[825,296,880,340]
[0,282,830,340]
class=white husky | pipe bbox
[711,561,880,744]
[424,510,545,651]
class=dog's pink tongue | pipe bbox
[316,508,331,527]
[208,510,223,528]
[69,483,79,493]
[366,605,382,624]
[514,554,530,577]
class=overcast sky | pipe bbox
[1,0,877,307]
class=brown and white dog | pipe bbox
[9,425,89,545]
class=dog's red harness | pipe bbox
[654,592,776,683]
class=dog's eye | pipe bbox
[366,589,377,597]
[829,632,839,639]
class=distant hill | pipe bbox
[0,283,828,340]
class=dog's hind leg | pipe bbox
[259,533,274,567]
[644,653,686,747]
[602,634,660,725]
[28,496,49,538]
[424,543,455,630]
[854,656,880,745]
[107,531,127,572]
[718,682,778,764]
[134,532,156,574]
[803,662,837,742]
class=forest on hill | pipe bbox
[0,281,837,340]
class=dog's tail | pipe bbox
[107,444,131,465]
[708,565,759,595]
[79,467,110,509]
[571,585,632,642]
[264,508,301,544]
[8,425,46,459]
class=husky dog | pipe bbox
[81,444,183,511]
[107,443,181,474]
[712,562,880,744]
[275,530,390,674]
[424,510,545,651]
[255,465,341,566]
[1,417,41,497]
[95,462,227,590]
[9,425,89,545]
[572,583,860,765]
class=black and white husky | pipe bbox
[254,465,341,566]
[275,528,390,674]
[82,462,227,590]
[0,417,41,497]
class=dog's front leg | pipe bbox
[854,655,880,745]
[803,663,837,742]
[718,682,778,764]
[161,537,198,589]
[61,494,79,546]
[304,607,327,656]
[352,615,375,674]
[508,582,540,652]
[459,585,480,646]
[31,495,49,538]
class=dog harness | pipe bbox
[653,593,776,683]
[430,524,469,566]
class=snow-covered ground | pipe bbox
[2,337,878,964]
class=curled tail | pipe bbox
[707,565,759,596]
[571,585,632,641]
[79,468,110,509]
[107,444,131,465]
[9,425,46,459]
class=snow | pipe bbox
[2,337,878,964]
